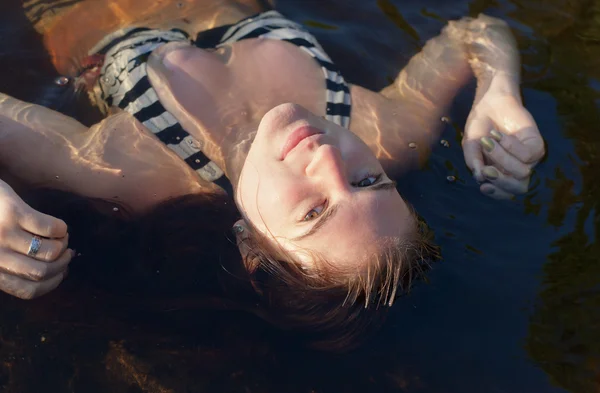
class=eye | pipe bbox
[354,173,382,188]
[303,204,325,221]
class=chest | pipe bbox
[152,38,328,130]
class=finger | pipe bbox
[462,139,485,182]
[463,116,493,182]
[481,166,530,194]
[0,269,67,300]
[480,136,531,179]
[18,206,67,239]
[0,248,73,282]
[479,183,514,200]
[1,228,68,262]
[489,128,544,164]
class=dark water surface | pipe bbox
[1,0,599,392]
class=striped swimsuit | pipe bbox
[92,11,352,192]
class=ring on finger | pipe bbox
[27,235,42,257]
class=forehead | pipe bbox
[286,190,411,267]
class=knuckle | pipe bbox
[28,265,48,282]
[0,225,11,242]
[51,219,68,237]
[41,222,55,236]
[523,147,540,163]
[0,201,16,220]
[38,239,62,261]
[534,146,546,161]
[42,241,62,261]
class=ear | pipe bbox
[233,219,259,272]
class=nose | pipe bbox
[305,144,349,190]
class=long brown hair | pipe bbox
[240,209,437,351]
[23,188,436,351]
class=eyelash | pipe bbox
[352,173,382,188]
[302,173,383,221]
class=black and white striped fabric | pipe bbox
[93,11,352,191]
[217,11,351,128]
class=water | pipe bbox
[1,0,599,392]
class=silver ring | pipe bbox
[27,236,42,257]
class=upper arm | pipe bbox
[381,24,472,108]
[349,27,473,176]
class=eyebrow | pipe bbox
[291,180,398,242]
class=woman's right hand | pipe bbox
[0,179,73,299]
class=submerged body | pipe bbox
[3,2,475,205]
[0,1,544,347]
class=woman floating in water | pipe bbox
[0,2,544,349]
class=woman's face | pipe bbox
[236,103,413,270]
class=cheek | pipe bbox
[340,135,380,169]
[237,158,301,230]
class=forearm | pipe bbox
[0,93,85,187]
[0,93,119,197]
[384,14,521,106]
[444,14,522,104]
[0,93,214,210]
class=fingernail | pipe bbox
[490,129,503,142]
[480,137,495,152]
[482,187,495,195]
[482,167,499,180]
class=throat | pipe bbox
[145,38,326,186]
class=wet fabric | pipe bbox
[93,11,352,191]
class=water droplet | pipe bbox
[55,175,60,179]
[113,207,119,212]
[408,142,417,149]
[441,116,451,123]
[54,76,69,86]
[440,139,450,148]
[446,175,456,183]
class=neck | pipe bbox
[146,53,258,189]
[220,125,256,189]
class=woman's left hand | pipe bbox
[462,87,545,199]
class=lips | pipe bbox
[280,125,323,160]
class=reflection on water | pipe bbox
[1,0,599,392]
[512,0,600,391]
